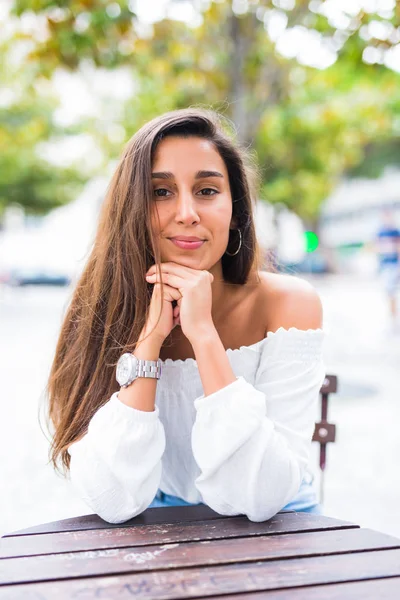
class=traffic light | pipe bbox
[304,231,319,253]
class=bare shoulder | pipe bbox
[257,270,323,333]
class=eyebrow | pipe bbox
[151,170,224,180]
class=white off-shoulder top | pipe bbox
[69,327,326,524]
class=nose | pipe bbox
[174,191,200,225]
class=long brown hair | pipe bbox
[47,108,261,474]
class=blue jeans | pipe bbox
[149,475,322,515]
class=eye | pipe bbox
[198,188,218,196]
[153,188,171,198]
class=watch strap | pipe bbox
[135,358,162,379]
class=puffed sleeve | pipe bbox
[68,393,165,524]
[191,327,325,522]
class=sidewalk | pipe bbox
[311,274,400,537]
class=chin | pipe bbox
[171,255,203,267]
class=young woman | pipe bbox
[48,108,325,524]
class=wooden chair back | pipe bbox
[312,374,338,500]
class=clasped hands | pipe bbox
[145,262,215,343]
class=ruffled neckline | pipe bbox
[160,326,324,367]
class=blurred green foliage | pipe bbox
[0,41,85,214]
[4,0,400,220]
[13,0,135,72]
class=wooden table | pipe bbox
[1,505,400,598]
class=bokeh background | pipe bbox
[1,0,400,537]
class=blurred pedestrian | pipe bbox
[376,207,400,330]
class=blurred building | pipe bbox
[0,178,107,284]
[319,168,400,275]
[320,168,400,246]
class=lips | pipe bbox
[171,237,205,242]
[169,237,206,250]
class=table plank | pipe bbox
[0,528,398,586]
[220,578,400,599]
[0,513,358,559]
[1,549,400,599]
[2,508,349,538]
[3,506,233,537]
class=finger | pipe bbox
[147,264,214,287]
[164,284,182,302]
[147,262,198,279]
[152,282,181,302]
[146,272,187,290]
[157,263,215,284]
[163,283,182,303]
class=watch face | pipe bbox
[116,354,136,386]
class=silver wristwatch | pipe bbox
[116,353,162,388]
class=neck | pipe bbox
[208,260,232,323]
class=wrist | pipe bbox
[189,323,218,348]
[135,331,162,361]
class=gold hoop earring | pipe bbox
[225,229,242,256]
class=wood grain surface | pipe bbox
[1,507,399,599]
[0,512,358,559]
[1,549,400,599]
[1,528,399,586]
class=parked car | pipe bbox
[1,268,70,287]
[279,250,331,275]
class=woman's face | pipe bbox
[150,136,233,271]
